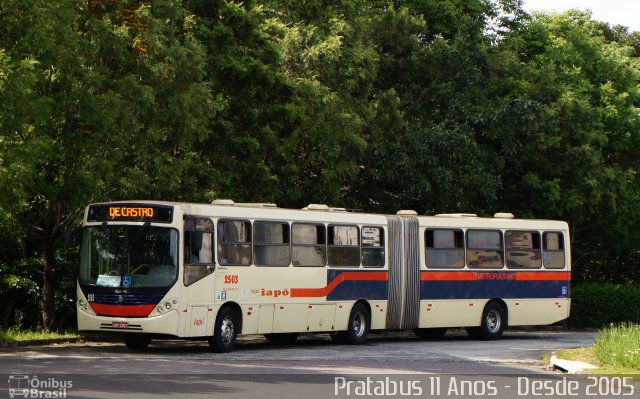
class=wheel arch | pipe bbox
[353,298,372,321]
[486,297,509,326]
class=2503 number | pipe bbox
[224,275,239,284]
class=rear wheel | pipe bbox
[335,303,370,345]
[413,328,447,340]
[123,334,151,350]
[209,307,238,353]
[468,302,506,340]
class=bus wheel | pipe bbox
[413,328,447,340]
[264,333,299,345]
[475,302,506,340]
[209,307,238,353]
[335,303,370,345]
[123,334,151,350]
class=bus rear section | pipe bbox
[414,215,571,340]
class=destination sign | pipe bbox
[87,203,174,223]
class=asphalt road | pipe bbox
[1,330,637,399]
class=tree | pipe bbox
[0,0,214,329]
[486,10,640,282]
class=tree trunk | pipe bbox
[42,238,58,331]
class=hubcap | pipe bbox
[486,309,501,333]
[220,316,235,345]
[353,312,365,337]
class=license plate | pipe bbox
[112,321,128,329]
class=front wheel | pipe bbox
[209,307,238,353]
[123,334,151,350]
[335,303,370,345]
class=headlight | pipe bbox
[157,306,164,313]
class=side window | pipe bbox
[328,225,360,267]
[543,232,566,269]
[466,230,504,268]
[218,220,252,266]
[254,221,290,266]
[184,217,215,286]
[506,231,541,269]
[362,226,385,267]
[292,223,326,266]
[425,229,465,268]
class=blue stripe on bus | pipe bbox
[326,270,389,301]
[420,280,570,300]
[308,269,570,301]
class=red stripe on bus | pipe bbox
[421,272,478,281]
[515,271,571,281]
[90,303,156,317]
[421,271,570,281]
[291,271,388,298]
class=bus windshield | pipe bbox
[79,225,178,288]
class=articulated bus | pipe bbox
[77,200,570,351]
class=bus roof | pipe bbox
[86,200,568,231]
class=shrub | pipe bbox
[568,284,640,328]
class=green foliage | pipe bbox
[0,257,41,329]
[568,284,640,328]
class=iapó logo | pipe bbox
[8,375,72,398]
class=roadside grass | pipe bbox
[549,323,640,376]
[594,323,640,373]
[0,327,80,343]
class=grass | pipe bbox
[551,323,640,376]
[0,327,80,343]
[594,323,640,372]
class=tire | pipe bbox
[413,328,447,340]
[335,303,370,345]
[264,333,299,345]
[209,307,238,353]
[472,302,507,340]
[123,334,151,350]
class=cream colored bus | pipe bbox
[77,200,570,351]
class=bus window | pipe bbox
[466,230,504,268]
[505,231,541,269]
[543,232,565,268]
[292,223,326,266]
[184,218,215,286]
[328,225,360,267]
[425,229,464,268]
[254,221,290,266]
[218,220,252,266]
[362,226,385,267]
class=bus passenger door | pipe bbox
[184,217,216,337]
